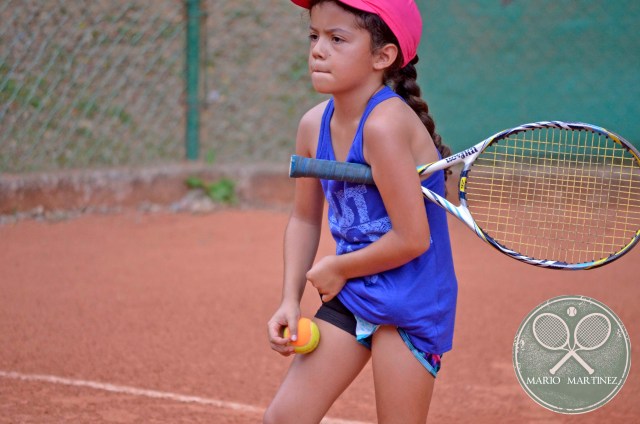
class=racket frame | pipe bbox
[549,312,611,375]
[289,121,640,270]
[532,312,594,375]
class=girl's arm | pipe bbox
[267,105,326,356]
[307,100,438,302]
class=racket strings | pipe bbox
[533,315,568,349]
[465,127,640,264]
[575,315,610,348]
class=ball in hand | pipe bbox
[283,317,320,354]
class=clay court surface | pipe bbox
[1,208,638,423]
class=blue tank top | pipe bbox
[316,86,458,354]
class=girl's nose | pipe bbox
[311,37,327,59]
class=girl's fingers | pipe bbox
[269,335,295,356]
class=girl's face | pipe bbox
[308,1,377,94]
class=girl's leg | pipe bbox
[371,325,435,424]
[263,319,371,424]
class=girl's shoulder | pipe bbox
[299,99,331,129]
[364,96,420,136]
[361,96,434,162]
[295,99,331,156]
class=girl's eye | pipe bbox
[332,36,343,44]
[309,33,319,42]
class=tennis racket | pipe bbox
[289,121,640,270]
[532,313,594,374]
[549,312,611,375]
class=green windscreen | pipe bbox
[417,1,640,152]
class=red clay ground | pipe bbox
[1,209,638,423]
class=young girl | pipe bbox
[266,1,457,422]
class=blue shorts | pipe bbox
[315,297,441,377]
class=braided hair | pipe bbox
[385,56,451,181]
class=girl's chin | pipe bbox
[312,85,333,94]
[310,75,335,94]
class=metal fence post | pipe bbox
[185,0,201,160]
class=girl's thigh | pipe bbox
[371,325,435,424]
[264,319,371,424]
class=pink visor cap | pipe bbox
[291,0,422,68]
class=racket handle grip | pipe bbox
[289,155,374,185]
[550,351,594,375]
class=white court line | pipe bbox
[0,370,371,424]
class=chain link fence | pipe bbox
[0,0,323,174]
[1,0,187,173]
[200,1,324,164]
[2,1,637,175]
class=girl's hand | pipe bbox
[306,255,346,303]
[267,300,300,356]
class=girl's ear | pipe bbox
[373,43,399,71]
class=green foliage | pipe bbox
[185,176,236,204]
[204,150,217,165]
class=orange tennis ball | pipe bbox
[283,317,320,354]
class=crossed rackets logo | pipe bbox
[532,312,612,375]
[513,295,630,414]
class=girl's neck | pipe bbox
[331,82,385,123]
[328,82,386,162]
